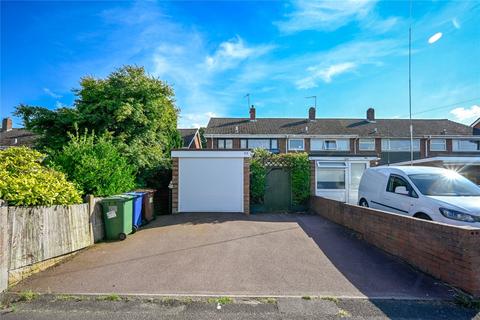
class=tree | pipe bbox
[198,127,208,148]
[49,131,136,197]
[15,66,182,184]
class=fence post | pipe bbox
[86,195,95,245]
[0,205,9,292]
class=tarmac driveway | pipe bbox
[13,213,453,298]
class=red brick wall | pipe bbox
[310,196,480,297]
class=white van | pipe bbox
[358,166,480,227]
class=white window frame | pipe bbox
[452,139,480,152]
[311,139,349,151]
[430,138,446,151]
[359,138,375,151]
[315,162,347,191]
[381,138,420,152]
[288,138,305,151]
[217,139,233,149]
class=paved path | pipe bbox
[13,213,453,298]
[2,296,479,320]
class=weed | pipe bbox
[18,290,38,302]
[301,295,312,300]
[337,309,351,318]
[257,297,277,304]
[97,294,121,302]
[208,297,233,305]
[321,296,339,304]
[455,293,480,310]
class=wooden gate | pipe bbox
[264,167,291,212]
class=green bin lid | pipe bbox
[101,195,132,202]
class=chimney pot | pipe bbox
[2,118,12,132]
[308,107,316,121]
[249,105,256,121]
[366,108,375,122]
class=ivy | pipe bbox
[249,149,310,205]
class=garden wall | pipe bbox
[310,196,480,297]
[0,199,106,293]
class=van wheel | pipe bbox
[414,213,432,221]
[359,199,369,207]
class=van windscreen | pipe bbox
[408,173,480,196]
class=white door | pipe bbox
[348,162,368,204]
[178,157,244,212]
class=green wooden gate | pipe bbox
[262,167,292,212]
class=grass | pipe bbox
[18,290,38,302]
[321,296,339,304]
[337,309,351,318]
[301,295,312,300]
[96,294,121,302]
[256,297,277,304]
[207,297,233,305]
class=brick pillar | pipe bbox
[243,158,250,215]
[310,160,316,196]
[171,157,179,214]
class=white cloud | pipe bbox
[450,105,480,124]
[297,62,356,88]
[43,88,62,98]
[276,0,398,33]
[428,32,443,44]
[179,112,218,128]
[452,18,461,29]
[205,37,273,71]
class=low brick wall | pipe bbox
[310,196,480,297]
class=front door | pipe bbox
[348,162,368,204]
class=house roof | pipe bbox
[472,117,480,127]
[204,118,476,137]
[178,128,199,148]
[0,128,37,148]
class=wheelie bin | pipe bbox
[125,192,144,232]
[101,196,133,241]
[135,189,155,223]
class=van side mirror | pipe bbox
[394,186,409,195]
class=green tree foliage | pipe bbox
[0,147,82,206]
[15,66,182,183]
[49,131,136,197]
[250,149,310,205]
[198,127,208,148]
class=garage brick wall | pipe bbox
[310,196,480,297]
[171,155,250,215]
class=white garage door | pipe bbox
[178,157,244,212]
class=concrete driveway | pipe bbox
[13,213,453,298]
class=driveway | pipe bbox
[13,213,453,298]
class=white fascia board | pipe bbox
[203,134,359,139]
[172,150,251,158]
[308,156,379,161]
[421,135,480,139]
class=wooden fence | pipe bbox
[0,198,105,293]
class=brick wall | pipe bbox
[171,157,179,214]
[310,196,480,297]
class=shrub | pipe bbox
[50,131,136,197]
[0,147,82,206]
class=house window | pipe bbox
[381,139,420,151]
[359,138,375,151]
[288,139,304,151]
[452,139,480,152]
[240,139,247,149]
[430,139,446,151]
[218,139,233,149]
[310,139,349,151]
[316,162,346,190]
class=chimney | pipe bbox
[249,105,256,121]
[366,108,375,122]
[2,118,12,132]
[308,107,316,121]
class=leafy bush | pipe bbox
[0,147,82,206]
[50,131,136,197]
[249,149,310,205]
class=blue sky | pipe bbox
[1,0,479,128]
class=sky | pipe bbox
[1,0,479,128]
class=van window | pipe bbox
[386,175,417,197]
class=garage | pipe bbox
[171,150,251,214]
